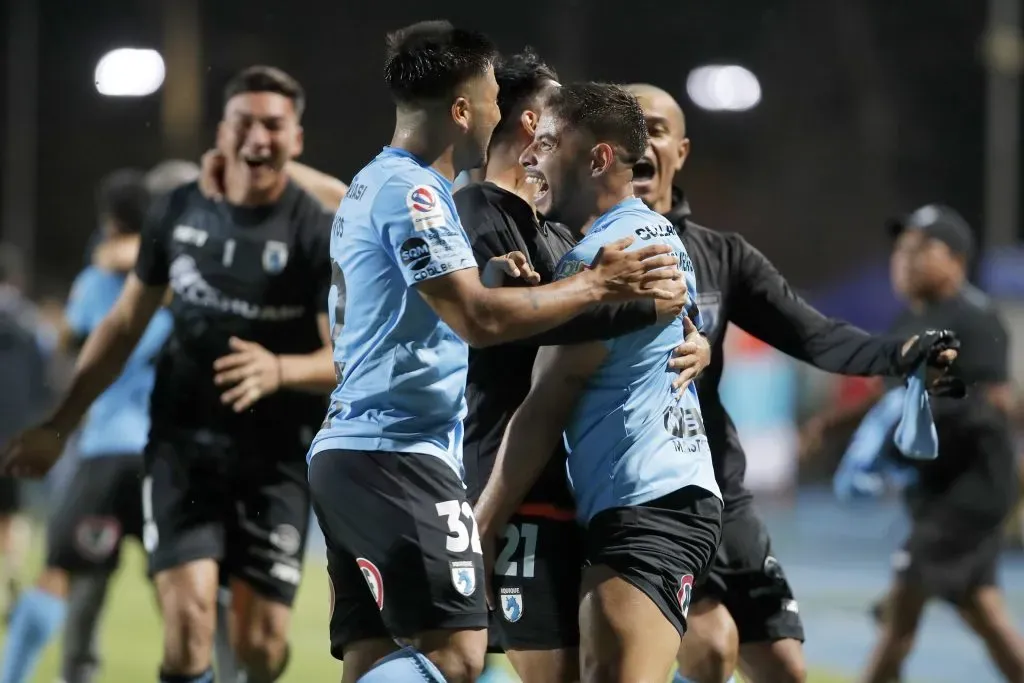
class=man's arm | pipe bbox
[285,161,349,211]
[474,342,607,535]
[278,313,336,392]
[47,274,165,434]
[728,235,904,376]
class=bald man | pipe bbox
[624,83,958,683]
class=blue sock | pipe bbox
[478,661,518,683]
[158,668,214,683]
[0,588,68,683]
[672,675,737,683]
[357,646,446,682]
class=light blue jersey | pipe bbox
[65,267,172,457]
[553,198,721,522]
[310,147,477,476]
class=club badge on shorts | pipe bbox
[450,561,477,597]
[677,574,694,618]
[499,587,523,623]
[357,557,385,610]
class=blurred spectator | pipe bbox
[0,243,55,616]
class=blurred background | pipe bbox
[2,0,1024,681]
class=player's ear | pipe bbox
[676,137,690,172]
[451,96,471,133]
[521,109,539,139]
[590,142,614,177]
[292,124,305,159]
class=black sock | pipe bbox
[158,666,215,683]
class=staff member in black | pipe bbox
[852,206,1024,683]
[624,83,959,683]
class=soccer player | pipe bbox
[2,66,337,683]
[474,81,722,683]
[454,51,706,683]
[624,83,960,683]
[0,169,173,683]
[307,22,681,683]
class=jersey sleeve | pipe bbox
[64,268,102,336]
[375,177,476,286]
[133,190,179,286]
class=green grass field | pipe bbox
[1,540,850,682]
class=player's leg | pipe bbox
[858,578,927,683]
[308,449,489,682]
[1,456,133,683]
[580,486,723,683]
[222,454,310,682]
[673,598,739,683]
[144,438,227,681]
[494,512,583,683]
[214,571,243,682]
[956,585,1024,682]
[60,572,111,683]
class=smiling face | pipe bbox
[519,109,597,229]
[216,91,304,199]
[628,85,689,215]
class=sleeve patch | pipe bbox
[406,185,447,231]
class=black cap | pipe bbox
[886,204,974,259]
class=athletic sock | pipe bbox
[357,646,446,682]
[0,588,68,683]
[477,660,519,683]
[158,667,215,683]
[672,675,737,683]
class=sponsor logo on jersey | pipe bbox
[169,255,305,321]
[406,185,447,231]
[399,237,432,270]
[635,224,676,240]
[499,587,523,622]
[262,241,290,274]
[450,560,477,597]
[173,224,209,247]
[357,557,385,610]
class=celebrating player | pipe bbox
[475,81,722,683]
[307,21,682,683]
[2,66,336,683]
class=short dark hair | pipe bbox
[545,82,648,165]
[223,65,306,118]
[384,20,497,105]
[97,169,150,236]
[492,48,559,140]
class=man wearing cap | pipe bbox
[859,204,1024,683]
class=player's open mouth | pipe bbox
[243,156,273,170]
[525,172,549,200]
[632,157,656,184]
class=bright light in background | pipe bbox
[94,48,166,97]
[686,65,762,112]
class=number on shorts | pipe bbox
[435,500,483,555]
[495,523,538,578]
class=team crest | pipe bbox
[356,557,385,610]
[677,574,694,618]
[499,588,523,623]
[74,517,122,562]
[450,561,477,597]
[262,241,289,274]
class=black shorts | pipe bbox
[894,519,1003,605]
[585,486,722,637]
[142,431,311,606]
[0,476,19,515]
[308,450,487,659]
[46,455,143,572]
[490,504,583,651]
[691,503,805,644]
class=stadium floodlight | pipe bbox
[94,48,166,97]
[686,65,762,113]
